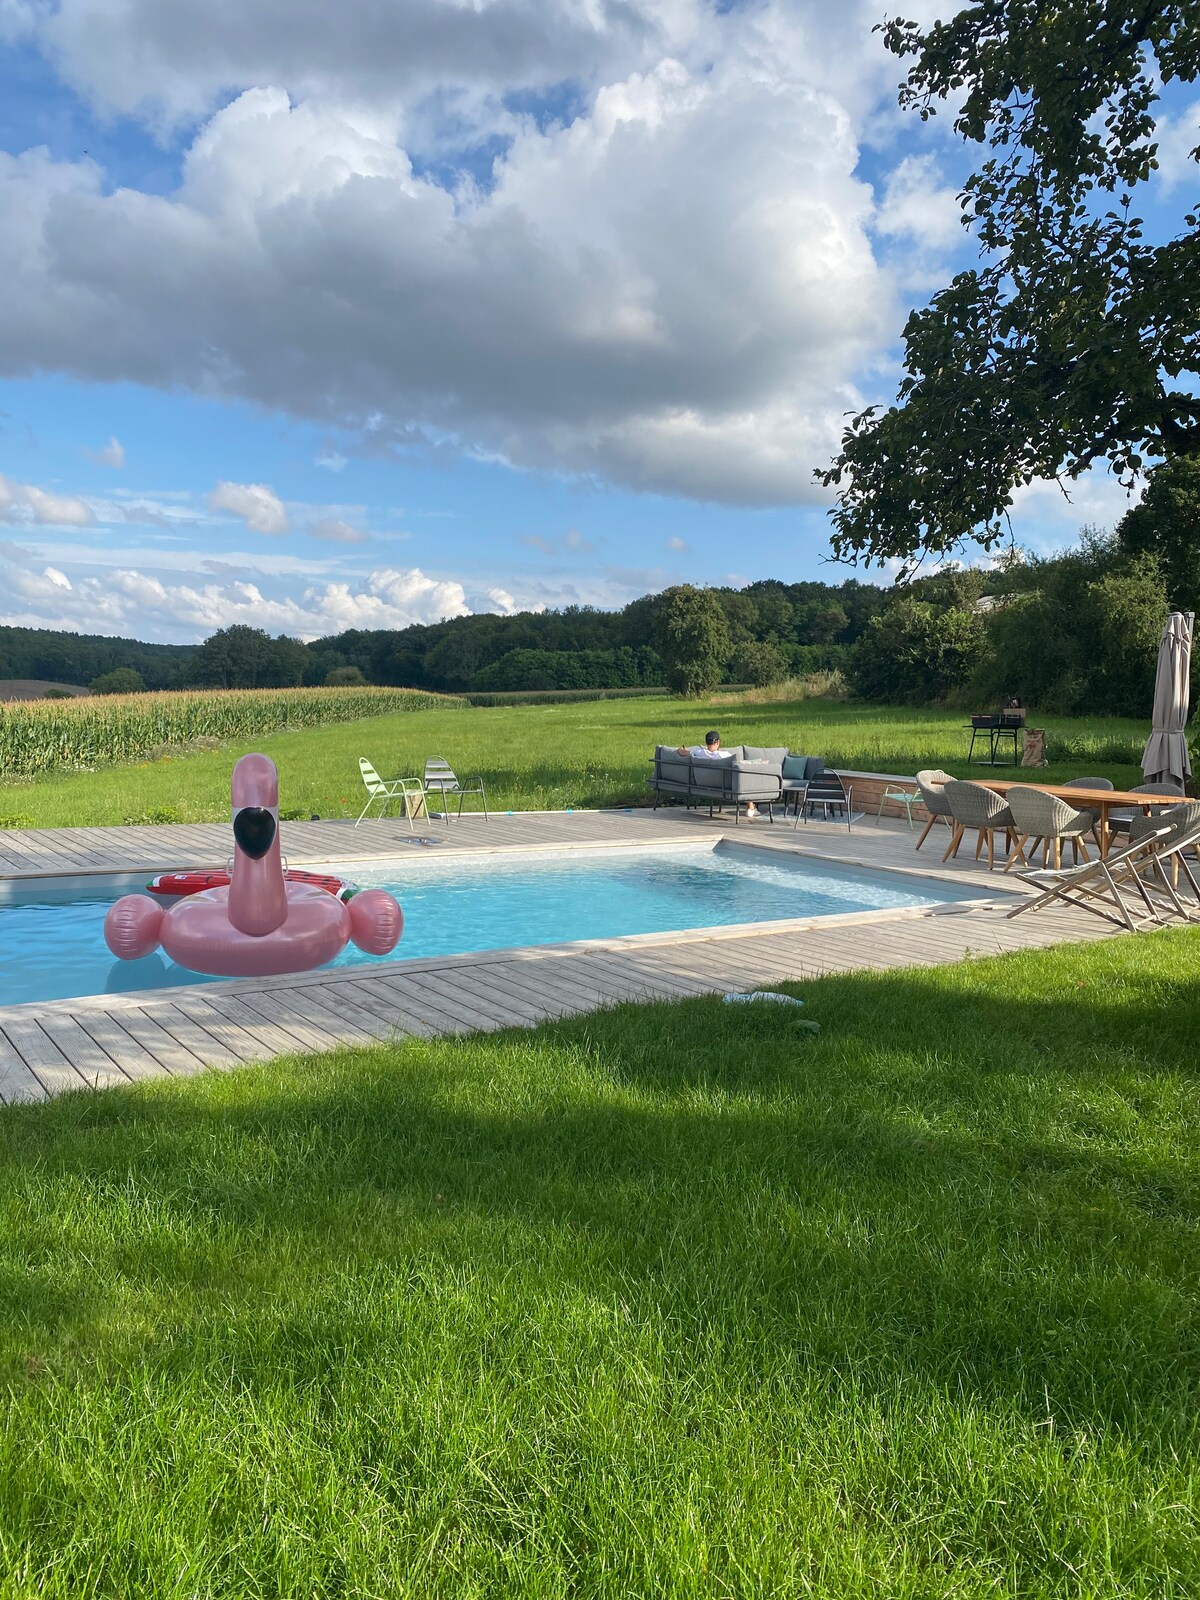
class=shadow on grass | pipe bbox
[1,936,1198,1447]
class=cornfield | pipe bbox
[0,686,463,778]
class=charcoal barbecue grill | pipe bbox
[966,711,1024,765]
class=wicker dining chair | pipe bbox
[1064,775,1114,839]
[1106,781,1186,838]
[1004,785,1094,872]
[914,769,955,851]
[942,780,1016,869]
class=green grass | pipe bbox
[0,694,1158,827]
[1,932,1198,1596]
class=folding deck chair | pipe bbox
[1006,808,1200,931]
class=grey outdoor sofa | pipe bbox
[647,746,825,824]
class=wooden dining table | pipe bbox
[976,780,1169,858]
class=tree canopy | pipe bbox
[655,585,732,697]
[1116,451,1200,614]
[821,0,1200,572]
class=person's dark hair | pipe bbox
[705,730,720,744]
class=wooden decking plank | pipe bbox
[232,989,346,1052]
[76,1008,200,1081]
[455,957,598,1017]
[161,997,274,1064]
[120,998,236,1075]
[0,1031,49,1103]
[442,962,578,1021]
[0,1019,90,1096]
[570,951,713,1000]
[259,985,386,1048]
[360,974,500,1034]
[332,979,437,1038]
[472,969,586,1022]
[392,970,516,1031]
[478,959,600,1015]
[183,992,318,1058]
[37,1015,134,1092]
[553,956,691,1006]
[284,982,403,1043]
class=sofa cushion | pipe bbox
[730,766,782,799]
[654,747,691,787]
[742,745,787,766]
[782,753,810,780]
[690,759,731,792]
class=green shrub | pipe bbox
[41,687,74,700]
[90,668,146,695]
[463,686,667,707]
[0,812,35,828]
[123,804,187,825]
[728,640,788,687]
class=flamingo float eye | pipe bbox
[233,805,277,860]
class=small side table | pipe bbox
[876,787,919,829]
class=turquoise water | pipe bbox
[0,843,983,1006]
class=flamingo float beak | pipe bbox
[233,805,277,860]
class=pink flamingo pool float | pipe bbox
[104,753,402,977]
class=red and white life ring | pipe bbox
[147,868,357,902]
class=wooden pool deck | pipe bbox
[0,807,1121,1104]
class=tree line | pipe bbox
[2,454,1195,713]
[0,576,888,697]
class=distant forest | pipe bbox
[0,576,884,697]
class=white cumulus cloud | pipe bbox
[308,516,369,544]
[0,471,94,526]
[86,435,126,468]
[0,1,907,508]
[207,480,290,534]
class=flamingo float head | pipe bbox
[228,753,288,936]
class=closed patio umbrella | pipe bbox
[1141,611,1193,787]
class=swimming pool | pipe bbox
[0,842,987,1007]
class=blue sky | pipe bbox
[0,0,1195,643]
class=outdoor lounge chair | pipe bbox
[914,769,954,850]
[356,758,424,828]
[1127,801,1200,908]
[793,769,852,830]
[1004,785,1094,871]
[423,757,489,822]
[1006,808,1200,931]
[942,779,1015,869]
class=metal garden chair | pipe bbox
[423,757,489,822]
[793,770,852,831]
[356,758,424,828]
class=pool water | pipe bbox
[0,843,985,1006]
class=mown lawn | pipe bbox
[0,694,1158,827]
[1,931,1197,1596]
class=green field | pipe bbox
[0,932,1197,1596]
[0,694,1161,827]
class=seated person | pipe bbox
[1004,696,1026,724]
[676,729,732,760]
[674,731,760,818]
